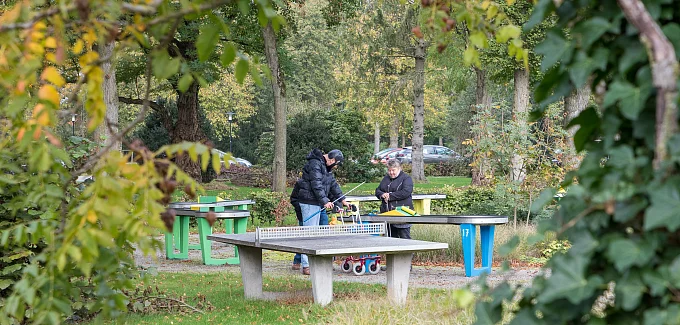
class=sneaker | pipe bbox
[302,267,310,275]
[292,263,301,271]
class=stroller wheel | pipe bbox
[368,261,380,275]
[352,262,365,276]
[341,259,353,273]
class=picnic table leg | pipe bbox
[197,218,228,266]
[238,245,263,299]
[385,253,412,305]
[165,216,183,259]
[308,255,333,306]
[412,198,432,215]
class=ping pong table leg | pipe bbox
[308,255,333,306]
[479,225,495,274]
[386,253,412,305]
[238,245,263,300]
[460,224,476,277]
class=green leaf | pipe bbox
[474,300,502,325]
[670,255,680,287]
[615,271,644,311]
[237,0,250,14]
[470,31,488,48]
[567,107,600,151]
[220,43,237,67]
[535,31,573,71]
[538,254,602,304]
[235,59,249,83]
[644,178,680,231]
[603,81,650,120]
[618,45,646,74]
[0,279,12,290]
[662,23,680,55]
[507,309,541,325]
[568,48,609,88]
[644,308,668,325]
[496,25,521,43]
[152,52,180,80]
[572,17,611,49]
[178,74,193,93]
[531,188,556,213]
[498,235,519,257]
[605,239,653,272]
[642,269,670,296]
[614,198,647,222]
[196,24,220,62]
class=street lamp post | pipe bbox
[227,112,235,153]
[71,114,76,136]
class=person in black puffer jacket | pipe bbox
[296,148,350,275]
[375,158,414,239]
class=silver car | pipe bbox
[395,145,461,164]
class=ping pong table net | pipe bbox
[255,223,386,243]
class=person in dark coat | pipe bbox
[375,158,414,239]
[295,148,350,275]
[290,180,329,270]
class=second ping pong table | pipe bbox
[340,214,509,277]
[208,224,448,306]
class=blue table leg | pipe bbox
[460,224,495,277]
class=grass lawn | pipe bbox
[94,272,474,325]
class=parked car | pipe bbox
[395,145,461,164]
[213,149,252,168]
[371,147,402,164]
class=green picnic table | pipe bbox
[165,196,255,265]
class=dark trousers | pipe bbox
[388,225,411,239]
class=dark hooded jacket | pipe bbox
[295,148,344,207]
[375,170,413,228]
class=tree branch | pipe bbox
[118,96,164,113]
[120,0,164,15]
[0,5,72,33]
[146,0,234,27]
[617,0,679,170]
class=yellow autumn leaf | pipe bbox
[507,0,516,5]
[83,30,97,46]
[38,85,60,106]
[72,39,84,54]
[41,66,65,87]
[27,42,44,55]
[86,210,97,223]
[481,0,491,10]
[44,37,57,48]
[45,53,57,63]
[32,104,51,126]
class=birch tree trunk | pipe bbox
[411,38,427,182]
[511,68,529,183]
[471,67,491,185]
[95,40,120,151]
[389,114,399,148]
[563,81,592,169]
[374,121,380,155]
[263,22,287,193]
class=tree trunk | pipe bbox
[471,67,491,186]
[95,40,120,151]
[389,114,399,148]
[511,68,529,183]
[439,137,443,146]
[563,81,592,169]
[374,121,380,155]
[172,81,206,180]
[411,39,427,182]
[263,22,287,193]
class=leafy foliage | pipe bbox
[0,0,278,323]
[474,0,680,324]
[247,191,292,226]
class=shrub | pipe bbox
[248,191,292,226]
[218,165,271,188]
[334,157,386,183]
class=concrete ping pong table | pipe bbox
[166,197,254,265]
[208,223,448,306]
[344,194,446,215]
[340,214,509,277]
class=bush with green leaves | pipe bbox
[474,0,680,324]
[247,191,292,226]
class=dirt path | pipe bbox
[135,235,543,290]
